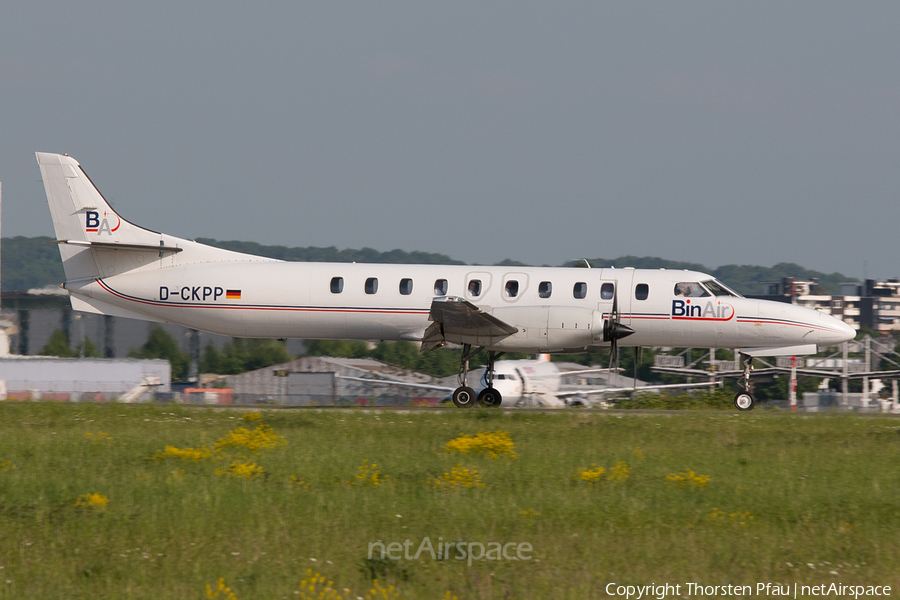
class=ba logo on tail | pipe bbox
[85,211,120,235]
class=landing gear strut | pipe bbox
[734,353,756,411]
[451,346,503,408]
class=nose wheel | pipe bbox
[734,353,756,411]
[733,391,756,411]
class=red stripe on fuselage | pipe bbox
[95,279,430,315]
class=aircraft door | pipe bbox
[465,271,493,301]
[597,270,634,331]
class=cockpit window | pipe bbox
[702,279,741,297]
[674,282,710,298]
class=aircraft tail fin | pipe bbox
[36,153,162,245]
[36,152,259,283]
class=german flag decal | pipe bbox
[225,289,242,300]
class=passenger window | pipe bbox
[505,280,519,298]
[635,283,649,301]
[600,283,614,300]
[538,281,552,298]
[468,279,482,297]
[365,277,378,295]
[434,279,448,296]
[399,278,413,295]
[330,277,344,294]
[674,282,709,298]
[573,282,587,299]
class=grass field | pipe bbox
[1,403,899,599]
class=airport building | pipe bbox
[220,356,449,406]
[752,277,900,334]
[0,356,171,401]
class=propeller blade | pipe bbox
[633,346,642,390]
[608,337,618,381]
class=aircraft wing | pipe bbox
[422,297,518,351]
[556,381,719,398]
[335,375,454,392]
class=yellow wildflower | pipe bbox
[728,510,754,526]
[366,579,399,600]
[608,461,631,482]
[445,430,517,459]
[241,411,261,422]
[429,464,484,489]
[707,507,753,526]
[707,507,725,521]
[0,459,15,472]
[150,445,214,462]
[215,424,285,454]
[216,460,263,479]
[350,459,386,486]
[665,469,709,488]
[289,474,310,489]
[84,431,112,441]
[632,447,645,460]
[518,508,541,519]
[74,493,108,509]
[574,463,606,485]
[298,569,348,600]
[206,578,238,599]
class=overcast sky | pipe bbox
[2,2,898,279]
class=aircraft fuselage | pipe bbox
[66,261,854,354]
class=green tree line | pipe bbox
[4,236,857,295]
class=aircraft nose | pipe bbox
[818,311,856,345]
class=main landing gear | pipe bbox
[733,353,756,411]
[451,345,503,409]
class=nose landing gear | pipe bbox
[734,353,756,411]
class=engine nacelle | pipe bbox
[488,306,605,352]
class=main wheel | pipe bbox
[478,387,503,408]
[452,386,478,408]
[734,391,756,411]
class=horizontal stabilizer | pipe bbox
[49,239,183,254]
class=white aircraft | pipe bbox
[339,354,719,408]
[36,152,856,411]
[474,355,718,408]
